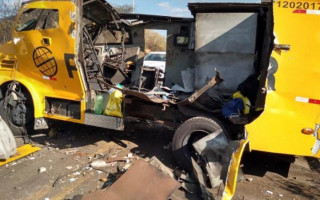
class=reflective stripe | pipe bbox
[295,96,309,103]
[43,76,57,81]
[293,9,307,14]
[309,99,320,105]
[307,10,320,15]
[293,9,320,15]
[295,96,320,105]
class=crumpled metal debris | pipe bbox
[98,70,223,105]
[91,160,108,168]
[192,130,248,199]
[191,158,214,200]
[149,156,175,178]
[193,129,230,188]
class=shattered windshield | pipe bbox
[145,54,166,62]
[83,0,119,25]
[16,8,59,32]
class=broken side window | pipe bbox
[16,9,59,32]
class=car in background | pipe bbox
[143,52,166,78]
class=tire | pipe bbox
[172,117,228,172]
[0,89,34,136]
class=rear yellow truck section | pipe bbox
[247,0,320,158]
[222,1,320,198]
[0,1,86,124]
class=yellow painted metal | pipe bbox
[0,41,16,82]
[0,144,40,166]
[316,111,320,125]
[315,149,320,158]
[222,140,249,200]
[0,1,86,123]
[246,0,320,158]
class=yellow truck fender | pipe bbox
[0,77,13,93]
[222,139,249,200]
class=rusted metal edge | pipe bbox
[98,70,223,106]
[178,71,223,105]
[81,159,181,200]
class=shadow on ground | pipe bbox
[241,151,293,177]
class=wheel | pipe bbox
[172,117,228,172]
[0,85,34,136]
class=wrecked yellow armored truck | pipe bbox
[0,0,319,199]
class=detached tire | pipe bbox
[172,117,228,172]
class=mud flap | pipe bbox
[192,131,249,200]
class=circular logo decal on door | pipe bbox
[33,47,58,77]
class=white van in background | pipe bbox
[143,52,166,78]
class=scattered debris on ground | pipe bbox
[38,167,47,173]
[0,123,319,200]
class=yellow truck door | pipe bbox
[246,0,320,158]
[12,1,85,122]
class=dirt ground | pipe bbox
[0,121,319,200]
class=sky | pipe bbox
[7,0,261,18]
[108,0,260,17]
[6,0,261,18]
